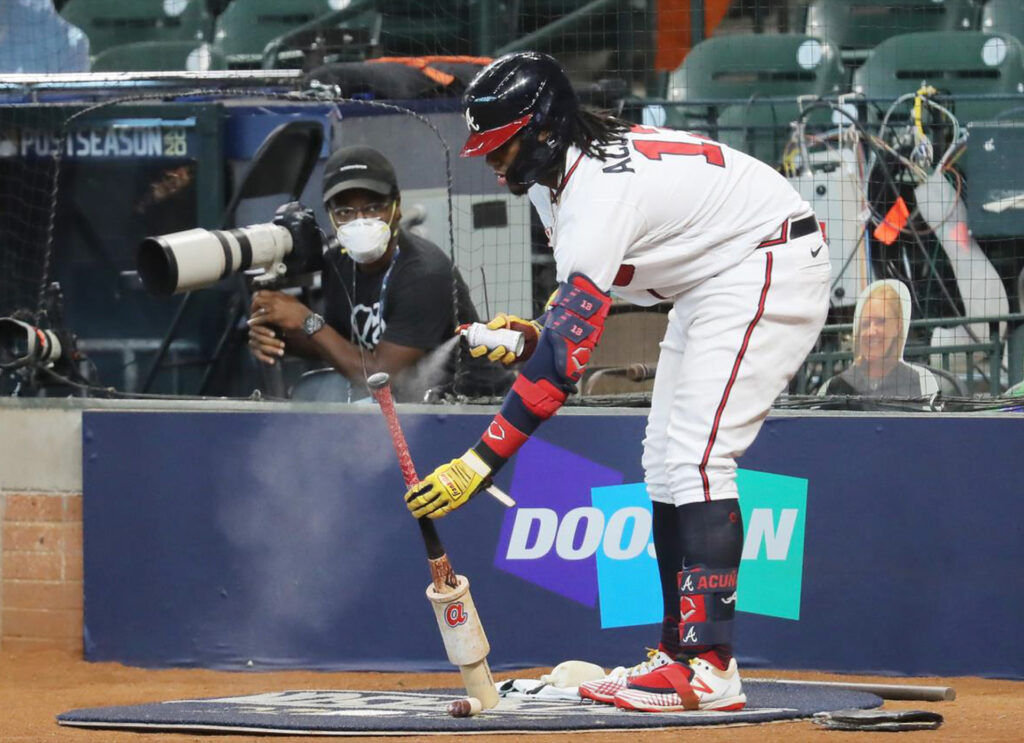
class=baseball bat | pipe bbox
[367,371,499,711]
[756,678,956,702]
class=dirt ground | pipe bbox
[1,646,1021,742]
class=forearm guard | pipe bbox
[472,273,612,469]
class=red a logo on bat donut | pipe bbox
[445,602,468,627]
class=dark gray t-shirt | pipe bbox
[322,229,512,400]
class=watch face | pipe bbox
[304,313,324,336]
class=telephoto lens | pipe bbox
[137,223,294,297]
[0,318,63,369]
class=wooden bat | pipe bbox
[756,678,956,702]
[367,371,499,711]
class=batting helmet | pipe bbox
[460,52,578,187]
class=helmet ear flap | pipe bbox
[505,108,572,187]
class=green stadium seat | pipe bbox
[213,0,339,68]
[852,31,1024,124]
[664,34,848,165]
[804,0,979,62]
[981,0,1024,46]
[90,41,226,72]
[60,0,211,56]
[262,11,383,70]
[376,1,475,57]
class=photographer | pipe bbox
[247,145,510,401]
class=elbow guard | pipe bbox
[510,272,611,419]
[542,272,612,383]
[474,273,612,469]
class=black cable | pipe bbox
[795,100,981,335]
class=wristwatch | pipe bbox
[302,312,325,337]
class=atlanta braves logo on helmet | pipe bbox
[445,602,468,627]
[465,110,480,132]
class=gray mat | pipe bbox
[57,681,883,735]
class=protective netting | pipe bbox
[0,1,1021,405]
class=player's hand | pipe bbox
[461,313,542,366]
[405,450,492,519]
[248,290,310,332]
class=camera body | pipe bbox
[137,202,326,296]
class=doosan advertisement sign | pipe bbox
[494,439,807,628]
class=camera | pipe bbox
[137,201,326,296]
[0,318,64,369]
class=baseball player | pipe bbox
[404,52,830,712]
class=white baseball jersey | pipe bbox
[529,126,810,305]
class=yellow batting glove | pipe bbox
[405,449,493,519]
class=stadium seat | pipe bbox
[664,34,848,165]
[804,0,978,62]
[981,0,1024,46]
[918,363,968,396]
[261,10,383,69]
[60,0,211,56]
[213,0,338,68]
[90,41,226,72]
[852,31,1024,124]
[377,0,476,57]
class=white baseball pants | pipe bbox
[643,226,830,506]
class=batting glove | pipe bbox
[463,313,543,366]
[405,449,492,519]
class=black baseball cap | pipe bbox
[321,145,399,205]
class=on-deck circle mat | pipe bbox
[57,681,883,735]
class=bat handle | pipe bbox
[369,375,420,487]
[370,373,456,587]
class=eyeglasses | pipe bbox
[328,201,393,224]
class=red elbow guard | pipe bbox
[545,272,612,382]
[511,375,568,420]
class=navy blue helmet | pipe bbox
[460,52,578,186]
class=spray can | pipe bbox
[460,323,526,359]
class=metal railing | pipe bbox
[795,312,1024,395]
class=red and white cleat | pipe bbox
[612,655,747,712]
[577,648,675,704]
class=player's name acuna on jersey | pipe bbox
[529,127,813,305]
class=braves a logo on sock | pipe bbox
[444,602,468,628]
[682,626,699,644]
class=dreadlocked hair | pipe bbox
[570,107,632,159]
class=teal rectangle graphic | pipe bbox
[592,470,807,629]
[592,484,660,630]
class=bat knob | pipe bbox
[447,697,482,717]
[367,372,390,390]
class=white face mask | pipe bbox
[336,218,391,264]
